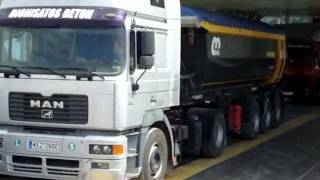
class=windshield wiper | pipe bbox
[0,65,31,77]
[56,67,105,80]
[24,67,66,78]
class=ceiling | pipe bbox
[182,0,320,16]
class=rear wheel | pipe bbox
[242,97,261,139]
[260,97,272,133]
[139,128,168,180]
[201,112,227,157]
[271,92,283,128]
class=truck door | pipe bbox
[154,31,170,108]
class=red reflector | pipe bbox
[228,105,242,134]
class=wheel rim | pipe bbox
[149,143,163,178]
[276,103,281,122]
[215,123,224,147]
[253,112,260,133]
[266,109,272,128]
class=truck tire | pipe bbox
[271,92,283,128]
[201,112,227,158]
[182,119,202,157]
[260,97,272,133]
[139,128,168,180]
[241,97,261,139]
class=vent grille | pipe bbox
[47,159,79,168]
[12,155,42,165]
[9,92,88,124]
[9,155,81,178]
[12,165,42,174]
[47,168,80,177]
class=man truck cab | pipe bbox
[0,0,181,179]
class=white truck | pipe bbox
[0,0,286,179]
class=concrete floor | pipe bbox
[2,104,320,180]
[189,113,320,180]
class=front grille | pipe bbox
[8,155,81,178]
[23,127,76,135]
[12,155,42,165]
[47,168,80,177]
[9,92,88,124]
[9,155,42,174]
[11,165,42,174]
[47,159,79,168]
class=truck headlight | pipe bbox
[89,144,123,155]
[91,145,102,154]
[103,146,112,154]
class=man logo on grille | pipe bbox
[41,110,53,119]
[30,100,64,109]
[211,37,221,56]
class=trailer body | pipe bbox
[180,7,285,104]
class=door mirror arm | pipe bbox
[132,68,147,91]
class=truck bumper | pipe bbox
[0,128,128,180]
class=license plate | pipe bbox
[26,137,62,154]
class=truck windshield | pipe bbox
[0,26,125,75]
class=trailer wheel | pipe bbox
[139,128,168,180]
[260,97,272,133]
[242,97,261,139]
[271,92,283,128]
[201,112,227,158]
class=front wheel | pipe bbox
[139,128,168,180]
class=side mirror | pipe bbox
[139,56,155,69]
[132,31,156,92]
[138,31,155,69]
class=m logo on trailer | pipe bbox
[211,37,221,56]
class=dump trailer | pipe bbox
[0,0,285,180]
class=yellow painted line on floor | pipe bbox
[167,111,320,180]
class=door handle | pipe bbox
[150,96,157,104]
